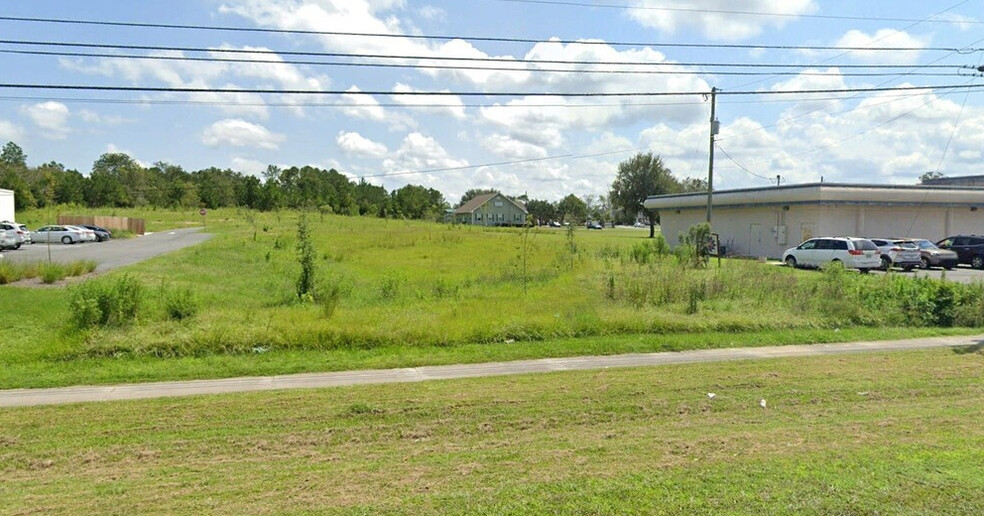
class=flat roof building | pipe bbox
[0,188,13,222]
[644,183,984,259]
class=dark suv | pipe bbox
[936,235,984,269]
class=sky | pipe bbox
[0,0,982,203]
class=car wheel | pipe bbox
[880,256,891,270]
[919,257,931,269]
[61,236,72,244]
[14,243,21,250]
[973,256,984,270]
[859,268,870,274]
[784,256,797,268]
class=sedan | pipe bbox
[81,225,112,241]
[903,239,957,270]
[32,225,86,244]
[67,225,97,242]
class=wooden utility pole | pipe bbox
[706,87,718,225]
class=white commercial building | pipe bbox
[0,188,13,222]
[644,183,984,259]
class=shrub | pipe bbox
[314,275,345,318]
[39,262,67,284]
[164,287,199,321]
[296,212,316,299]
[0,261,18,284]
[69,275,144,328]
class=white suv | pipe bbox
[783,237,881,273]
[0,221,27,250]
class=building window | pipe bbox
[476,214,482,221]
[495,201,503,207]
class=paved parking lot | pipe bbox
[0,227,211,272]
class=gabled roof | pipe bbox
[454,192,527,214]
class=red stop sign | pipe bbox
[199,208,207,216]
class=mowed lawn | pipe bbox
[2,348,983,514]
[2,206,983,389]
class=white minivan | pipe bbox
[783,237,881,273]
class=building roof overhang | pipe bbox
[643,182,984,211]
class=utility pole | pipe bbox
[706,87,718,225]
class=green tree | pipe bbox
[0,141,27,167]
[525,198,557,225]
[919,171,945,184]
[391,184,448,220]
[556,194,587,224]
[609,152,681,238]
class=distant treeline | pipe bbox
[0,141,448,220]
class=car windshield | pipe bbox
[853,239,878,251]
[913,239,937,250]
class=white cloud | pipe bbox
[77,110,132,125]
[834,29,929,64]
[201,119,286,149]
[336,131,388,158]
[391,83,466,119]
[231,157,269,176]
[0,120,22,142]
[382,132,467,180]
[22,102,70,139]
[627,0,817,41]
[934,12,978,31]
[481,134,548,160]
[417,5,445,21]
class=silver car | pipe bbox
[32,225,86,244]
[867,238,921,271]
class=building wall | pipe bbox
[660,203,984,259]
[457,194,527,226]
[659,205,822,258]
[0,189,13,222]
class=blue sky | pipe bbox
[0,0,982,202]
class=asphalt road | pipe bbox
[1,334,980,408]
[0,227,211,272]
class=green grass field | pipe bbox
[2,206,983,389]
[3,348,983,514]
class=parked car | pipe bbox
[66,225,97,242]
[548,221,562,228]
[867,238,921,271]
[902,239,957,270]
[935,235,984,269]
[0,229,13,251]
[1,221,31,245]
[782,237,880,273]
[0,221,27,249]
[32,225,86,244]
[586,221,603,230]
[80,224,112,242]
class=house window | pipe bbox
[476,214,482,221]
[495,201,503,207]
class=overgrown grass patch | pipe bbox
[3,207,984,388]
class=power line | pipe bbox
[0,15,978,52]
[0,90,958,109]
[0,82,981,97]
[1,39,977,70]
[494,0,983,25]
[15,48,971,77]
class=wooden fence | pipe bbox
[58,215,146,235]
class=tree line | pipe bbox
[1,141,701,229]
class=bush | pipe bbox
[630,235,669,264]
[69,275,144,328]
[164,287,199,321]
[314,274,347,318]
[39,262,67,284]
